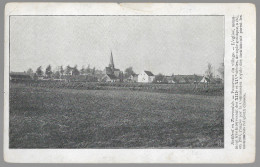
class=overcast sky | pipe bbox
[10,16,224,75]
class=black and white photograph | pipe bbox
[4,3,257,163]
[8,15,225,149]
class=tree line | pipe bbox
[26,65,137,79]
[26,65,100,79]
[25,62,224,82]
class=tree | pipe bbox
[154,73,165,83]
[60,66,65,76]
[54,71,61,79]
[194,74,200,83]
[92,67,96,75]
[162,77,168,83]
[65,65,72,75]
[193,74,200,89]
[36,66,44,76]
[205,63,213,83]
[80,66,85,75]
[26,68,34,77]
[72,65,80,75]
[33,73,38,80]
[218,62,224,79]
[124,67,135,78]
[45,65,53,78]
[86,64,91,74]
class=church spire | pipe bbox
[109,51,115,69]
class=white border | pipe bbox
[4,3,256,163]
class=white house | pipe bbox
[200,76,210,83]
[138,71,155,83]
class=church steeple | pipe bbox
[109,51,115,69]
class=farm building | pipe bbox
[172,75,204,84]
[183,75,203,84]
[165,76,176,84]
[200,77,223,84]
[101,74,119,82]
[10,72,32,81]
[173,75,186,84]
[125,74,138,82]
[103,51,123,82]
[200,76,210,83]
[138,71,155,83]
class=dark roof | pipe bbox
[10,72,30,76]
[131,74,138,77]
[106,74,117,79]
[165,76,175,82]
[172,75,204,83]
[173,76,186,83]
[144,71,154,76]
[10,72,32,80]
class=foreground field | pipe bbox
[9,84,224,148]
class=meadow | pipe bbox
[12,80,224,96]
[9,82,224,148]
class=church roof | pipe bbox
[109,51,115,68]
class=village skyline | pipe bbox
[10,16,224,75]
[11,53,224,80]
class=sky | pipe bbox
[10,16,224,75]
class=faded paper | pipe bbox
[4,3,256,163]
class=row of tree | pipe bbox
[26,62,224,81]
[26,65,100,79]
[26,65,137,79]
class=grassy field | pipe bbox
[9,83,224,148]
[12,80,224,96]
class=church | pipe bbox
[101,51,123,82]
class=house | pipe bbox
[171,75,203,84]
[10,72,32,81]
[138,71,155,83]
[165,76,175,84]
[182,75,203,84]
[126,74,138,82]
[103,51,123,82]
[192,75,203,84]
[200,76,210,83]
[173,75,186,84]
[101,74,119,82]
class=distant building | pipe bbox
[200,76,210,83]
[171,75,204,84]
[214,78,223,84]
[138,71,155,83]
[173,75,186,84]
[199,76,223,84]
[165,76,176,84]
[125,74,138,82]
[10,72,32,81]
[102,51,123,82]
[101,74,119,82]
